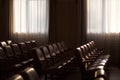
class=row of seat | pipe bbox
[0,40,76,80]
[32,42,76,79]
[0,40,37,74]
[74,41,110,80]
[0,40,110,80]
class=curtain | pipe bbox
[87,0,120,66]
[9,0,49,45]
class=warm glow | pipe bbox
[13,0,49,34]
[87,0,120,33]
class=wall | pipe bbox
[49,0,83,48]
[0,0,9,41]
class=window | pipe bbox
[10,0,49,42]
[87,0,120,33]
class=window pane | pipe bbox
[13,0,49,34]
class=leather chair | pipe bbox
[0,41,7,47]
[60,41,68,51]
[94,69,107,79]
[56,42,64,52]
[30,40,37,48]
[95,77,104,80]
[21,67,41,80]
[8,74,24,80]
[18,42,34,66]
[40,46,54,66]
[6,40,13,45]
[25,41,33,50]
[46,44,60,63]
[11,44,25,60]
[11,43,32,68]
[18,42,33,60]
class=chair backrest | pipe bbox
[9,74,24,80]
[32,48,47,70]
[6,40,13,45]
[56,42,64,52]
[47,45,56,57]
[18,42,29,55]
[21,67,40,80]
[0,41,7,47]
[3,45,14,58]
[61,41,68,50]
[89,41,97,52]
[40,46,51,59]
[76,47,86,62]
[32,48,45,61]
[11,44,23,56]
[31,40,37,48]
[80,45,89,59]
[83,44,92,56]
[95,77,104,80]
[0,47,7,59]
[75,47,86,71]
[52,43,60,54]
[86,43,95,55]
[25,41,32,50]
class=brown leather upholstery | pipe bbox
[30,40,37,48]
[6,40,13,45]
[21,67,40,80]
[25,41,33,50]
[0,41,7,47]
[56,42,64,52]
[95,77,104,80]
[9,74,24,80]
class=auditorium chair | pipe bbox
[46,45,56,57]
[25,41,33,50]
[21,67,41,80]
[88,41,103,55]
[52,43,60,55]
[0,41,7,47]
[30,40,37,48]
[3,45,20,63]
[18,42,33,63]
[56,42,64,52]
[11,44,25,60]
[40,46,54,66]
[46,44,62,63]
[61,41,68,51]
[6,40,13,45]
[8,74,24,80]
[95,77,104,80]
[94,69,107,79]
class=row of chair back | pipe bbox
[74,41,110,80]
[0,40,74,80]
[0,40,38,78]
[32,41,75,77]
